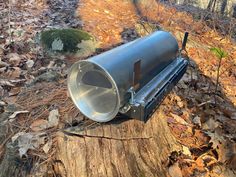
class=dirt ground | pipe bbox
[0,0,236,176]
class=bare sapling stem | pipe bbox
[214,56,222,104]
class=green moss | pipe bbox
[41,28,94,53]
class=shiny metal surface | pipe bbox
[68,31,179,122]
[67,61,120,122]
[125,57,188,121]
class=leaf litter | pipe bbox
[11,132,47,158]
[0,0,235,176]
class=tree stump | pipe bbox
[54,106,181,177]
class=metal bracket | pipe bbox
[128,87,136,105]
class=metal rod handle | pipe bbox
[182,32,189,50]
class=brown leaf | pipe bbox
[192,116,201,127]
[6,53,22,66]
[7,67,21,79]
[0,60,9,67]
[226,153,236,171]
[182,145,192,157]
[43,139,52,154]
[5,110,29,123]
[195,157,205,168]
[12,132,46,157]
[170,113,189,125]
[202,118,220,130]
[168,162,183,177]
[206,131,224,149]
[0,79,15,87]
[30,119,49,132]
[219,107,236,119]
[9,87,21,96]
[48,109,60,127]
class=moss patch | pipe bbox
[41,28,94,53]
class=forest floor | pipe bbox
[0,0,236,176]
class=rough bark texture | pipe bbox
[54,106,181,177]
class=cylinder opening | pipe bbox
[67,61,120,122]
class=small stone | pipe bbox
[26,60,34,68]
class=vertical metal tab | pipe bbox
[133,60,141,90]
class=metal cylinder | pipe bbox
[67,31,179,122]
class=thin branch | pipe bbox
[63,130,154,141]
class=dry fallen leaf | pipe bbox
[226,153,236,171]
[0,79,15,87]
[217,140,236,164]
[219,107,236,119]
[200,153,218,167]
[182,145,191,157]
[43,139,52,154]
[9,79,26,84]
[192,116,201,127]
[12,132,46,157]
[0,100,6,106]
[11,132,25,142]
[170,113,189,125]
[195,157,205,168]
[204,131,236,165]
[205,131,224,149]
[47,61,55,68]
[7,53,21,66]
[0,60,9,67]
[168,162,183,177]
[30,110,60,131]
[0,1,235,176]
[8,110,29,122]
[7,67,21,79]
[48,109,60,127]
[30,119,49,131]
[9,87,21,96]
[202,118,220,130]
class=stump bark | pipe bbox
[54,106,181,177]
